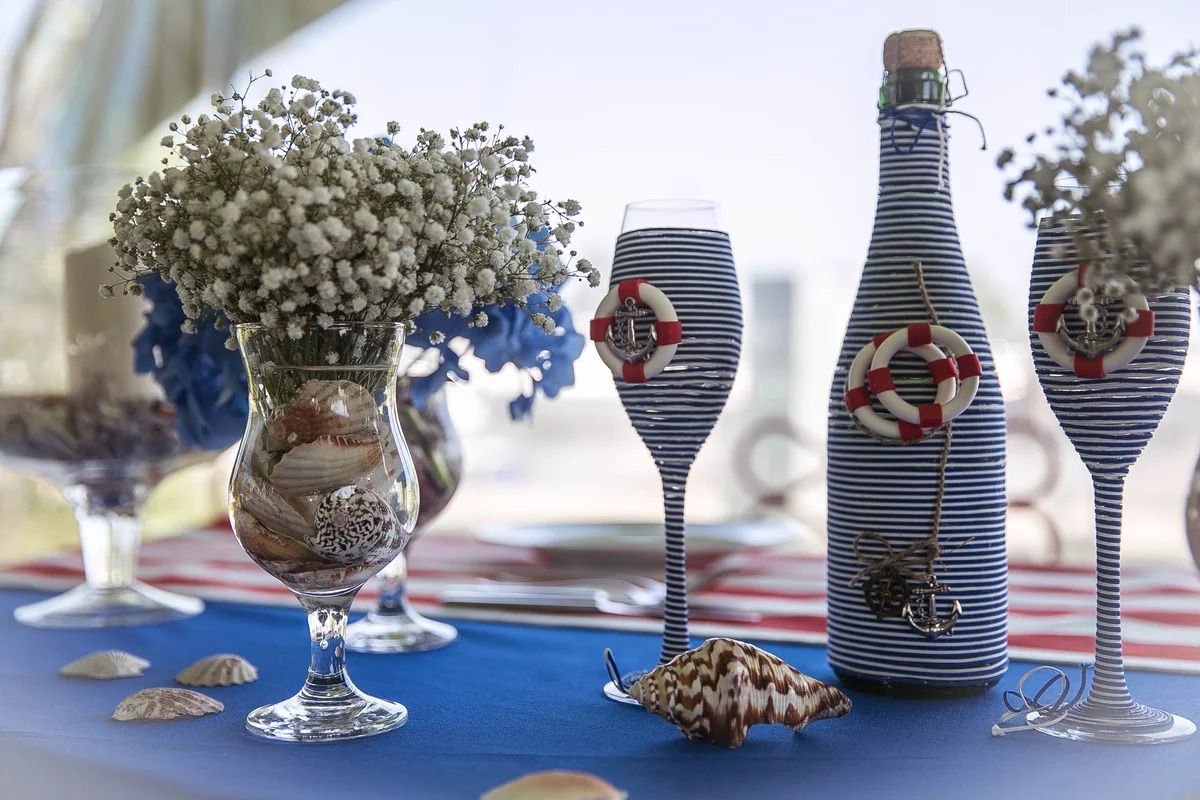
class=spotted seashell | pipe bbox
[308,485,400,563]
[234,472,313,539]
[626,638,851,748]
[233,509,320,563]
[267,379,380,448]
[60,650,150,680]
[270,435,383,497]
[112,688,224,721]
[176,654,258,687]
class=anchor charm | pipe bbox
[1059,293,1124,359]
[606,299,657,364]
[902,575,961,638]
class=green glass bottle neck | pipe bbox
[879,68,947,109]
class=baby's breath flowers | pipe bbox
[999,29,1200,309]
[108,73,598,348]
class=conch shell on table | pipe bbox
[176,654,258,687]
[112,688,223,721]
[60,650,149,679]
[624,638,852,748]
[267,379,380,448]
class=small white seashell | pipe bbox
[268,379,380,446]
[270,435,383,496]
[60,650,150,680]
[112,688,223,721]
[308,485,400,563]
[176,654,258,687]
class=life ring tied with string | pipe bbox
[843,321,982,442]
[590,279,682,383]
[1032,262,1153,380]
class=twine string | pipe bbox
[849,260,955,620]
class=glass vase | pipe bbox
[229,322,418,742]
[0,168,209,627]
[345,380,462,653]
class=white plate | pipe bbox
[474,520,798,567]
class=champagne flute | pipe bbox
[1027,218,1194,743]
[596,200,742,702]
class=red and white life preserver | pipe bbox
[871,323,982,429]
[589,279,682,383]
[1032,263,1153,379]
[843,329,959,441]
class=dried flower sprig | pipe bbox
[998,29,1200,301]
[108,72,598,347]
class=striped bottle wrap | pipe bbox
[1029,221,1189,732]
[610,228,742,663]
[825,112,1009,688]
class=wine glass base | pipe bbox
[603,674,647,706]
[344,607,458,654]
[245,685,408,742]
[1035,702,1196,745]
[13,581,204,628]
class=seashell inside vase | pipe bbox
[60,650,150,679]
[309,485,402,563]
[112,688,224,721]
[268,434,384,496]
[176,654,259,687]
[267,379,380,448]
[624,638,852,748]
[233,472,314,540]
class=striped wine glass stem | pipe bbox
[1089,472,1134,708]
[659,465,691,663]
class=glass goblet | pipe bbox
[346,380,462,653]
[0,169,207,627]
[229,322,418,742]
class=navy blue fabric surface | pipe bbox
[2,588,1198,799]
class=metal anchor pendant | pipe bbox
[902,575,961,638]
[605,299,658,363]
[1059,295,1125,359]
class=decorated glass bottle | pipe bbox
[824,29,1008,696]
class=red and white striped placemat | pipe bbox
[3,527,1200,674]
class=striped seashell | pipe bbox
[176,654,258,687]
[308,485,401,564]
[60,650,150,679]
[233,509,320,563]
[112,688,223,721]
[267,379,380,447]
[626,638,851,748]
[269,435,383,496]
[233,471,314,539]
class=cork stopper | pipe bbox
[882,29,944,72]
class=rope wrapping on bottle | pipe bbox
[879,105,988,191]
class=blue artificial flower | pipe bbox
[409,228,587,421]
[132,275,249,450]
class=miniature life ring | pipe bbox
[1032,263,1153,379]
[589,279,682,383]
[844,329,958,441]
[871,323,982,428]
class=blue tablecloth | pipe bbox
[2,588,1198,800]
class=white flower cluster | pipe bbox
[999,29,1200,304]
[109,73,598,343]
